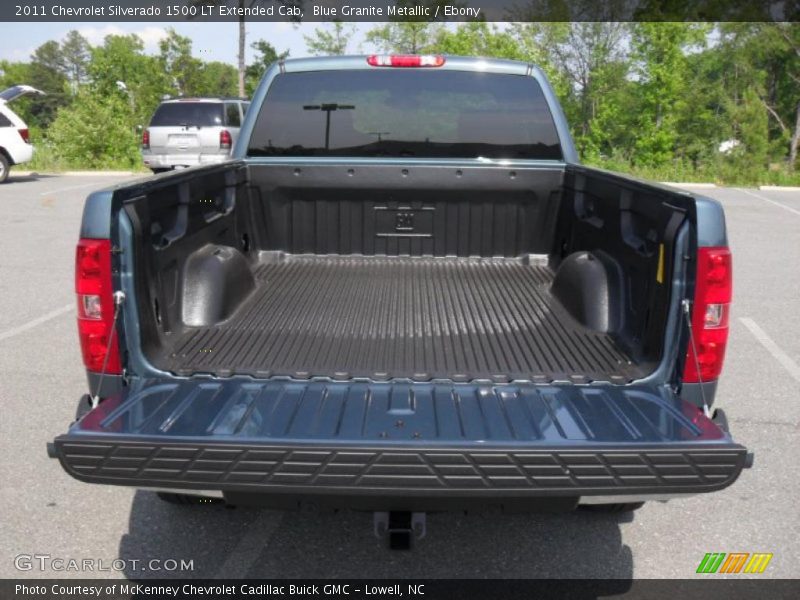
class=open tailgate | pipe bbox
[51,380,748,498]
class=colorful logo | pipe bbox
[696,552,773,574]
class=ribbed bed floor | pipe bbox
[160,255,645,383]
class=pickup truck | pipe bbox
[50,55,750,547]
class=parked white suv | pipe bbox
[141,97,249,173]
[0,85,44,183]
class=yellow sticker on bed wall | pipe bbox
[656,243,665,284]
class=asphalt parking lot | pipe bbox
[0,173,798,580]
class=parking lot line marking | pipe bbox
[0,304,73,343]
[215,510,283,579]
[740,318,800,383]
[38,182,110,197]
[738,188,800,217]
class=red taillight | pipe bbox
[141,129,150,150]
[18,128,30,143]
[76,239,121,374]
[220,129,232,150]
[683,247,732,383]
[367,55,446,68]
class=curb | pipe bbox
[758,185,800,192]
[13,170,138,177]
[659,182,717,188]
[64,170,137,176]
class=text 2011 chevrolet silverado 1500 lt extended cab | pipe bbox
[50,55,751,547]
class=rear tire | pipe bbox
[581,502,645,513]
[0,154,10,183]
[150,168,169,174]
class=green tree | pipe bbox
[433,22,527,60]
[671,45,726,167]
[777,24,800,168]
[304,22,355,56]
[60,30,91,93]
[28,40,68,127]
[0,61,40,134]
[721,87,770,180]
[365,23,441,54]
[46,89,140,169]
[580,60,637,161]
[723,23,800,169]
[31,40,64,74]
[88,34,169,128]
[197,61,238,97]
[159,28,202,96]
[516,23,630,157]
[0,61,32,89]
[245,39,288,96]
[630,23,706,167]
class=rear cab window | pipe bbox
[149,102,223,127]
[247,70,562,159]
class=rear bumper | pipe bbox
[141,152,228,169]
[54,437,746,499]
[51,379,749,506]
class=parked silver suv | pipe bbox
[141,97,249,172]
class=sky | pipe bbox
[0,22,373,64]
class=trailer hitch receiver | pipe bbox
[374,511,426,550]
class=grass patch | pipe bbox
[587,155,800,186]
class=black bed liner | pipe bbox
[156,255,648,383]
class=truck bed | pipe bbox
[156,254,646,383]
[55,59,749,510]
